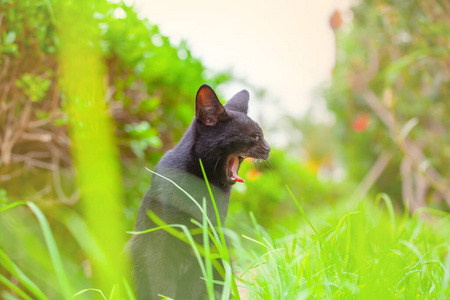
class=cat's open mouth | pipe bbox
[228,156,246,184]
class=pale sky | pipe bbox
[122,0,351,146]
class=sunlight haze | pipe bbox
[125,0,350,146]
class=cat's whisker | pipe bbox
[265,157,274,168]
[258,160,264,171]
[252,159,260,171]
[267,155,279,163]
[252,155,266,171]
[213,157,221,174]
[204,144,219,158]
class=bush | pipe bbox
[323,0,450,212]
[0,0,229,190]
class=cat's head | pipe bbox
[194,84,270,186]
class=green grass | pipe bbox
[232,194,450,299]
[1,186,450,299]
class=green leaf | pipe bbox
[139,97,161,112]
[5,31,16,44]
[145,136,162,148]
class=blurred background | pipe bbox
[1,0,449,298]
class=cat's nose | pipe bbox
[260,139,270,159]
[262,139,271,153]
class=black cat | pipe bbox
[130,84,270,299]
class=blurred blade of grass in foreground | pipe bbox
[56,0,127,295]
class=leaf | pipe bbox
[378,47,450,87]
[139,97,161,112]
[5,31,16,44]
[146,136,162,148]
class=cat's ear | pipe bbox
[224,90,249,114]
[195,84,227,126]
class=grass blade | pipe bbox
[286,185,320,237]
[0,273,35,300]
[202,197,215,300]
[199,159,241,300]
[220,261,232,300]
[26,202,72,299]
[73,288,107,299]
[144,167,219,241]
[0,248,47,300]
[375,193,396,231]
[122,278,137,300]
[0,201,27,213]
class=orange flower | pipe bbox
[352,113,370,132]
[246,169,262,181]
[330,10,342,30]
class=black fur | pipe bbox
[130,84,270,299]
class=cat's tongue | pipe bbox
[229,157,245,183]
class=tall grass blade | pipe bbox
[0,273,35,300]
[0,205,48,299]
[331,211,359,248]
[73,288,107,299]
[199,159,241,300]
[286,185,320,237]
[26,202,72,298]
[47,207,106,264]
[202,196,215,300]
[0,201,27,213]
[220,261,232,300]
[441,247,450,293]
[146,211,207,276]
[144,167,219,241]
[242,235,272,249]
[375,193,396,231]
[57,0,127,293]
[122,278,137,300]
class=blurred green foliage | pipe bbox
[323,0,450,210]
[15,73,51,103]
[0,0,230,189]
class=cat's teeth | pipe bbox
[231,177,236,181]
